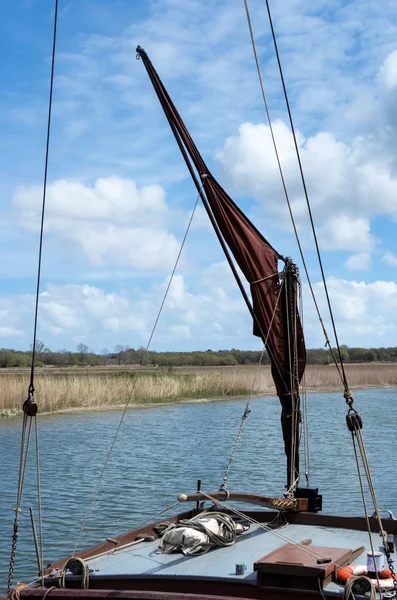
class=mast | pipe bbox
[136,46,306,491]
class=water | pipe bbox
[1,388,396,592]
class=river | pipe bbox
[1,387,396,592]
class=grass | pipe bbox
[0,364,396,416]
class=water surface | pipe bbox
[1,387,396,592]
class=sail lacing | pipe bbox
[7,1,59,594]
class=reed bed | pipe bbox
[0,364,396,415]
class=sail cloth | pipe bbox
[137,46,306,486]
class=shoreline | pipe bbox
[1,383,394,418]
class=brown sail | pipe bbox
[137,46,306,487]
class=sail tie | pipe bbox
[251,272,280,285]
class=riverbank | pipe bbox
[1,364,396,416]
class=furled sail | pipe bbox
[137,46,306,488]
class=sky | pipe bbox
[2,0,397,353]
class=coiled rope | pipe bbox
[343,575,376,600]
[59,557,89,589]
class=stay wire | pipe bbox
[7,416,33,595]
[72,187,202,555]
[220,280,285,491]
[350,431,382,597]
[263,0,349,393]
[242,0,347,393]
[35,417,44,585]
[28,0,58,396]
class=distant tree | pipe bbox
[30,340,46,354]
[77,343,90,365]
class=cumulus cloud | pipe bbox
[344,252,372,271]
[380,50,397,91]
[382,251,397,267]
[12,176,181,271]
[217,118,397,252]
[2,268,397,351]
[0,272,249,351]
[306,278,397,347]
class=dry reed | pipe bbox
[0,364,396,415]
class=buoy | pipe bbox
[337,565,395,590]
[177,493,188,502]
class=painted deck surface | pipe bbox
[85,522,386,593]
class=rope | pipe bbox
[59,557,89,589]
[8,5,58,593]
[242,0,349,393]
[350,432,382,595]
[220,401,251,492]
[28,0,58,398]
[299,287,310,484]
[220,280,285,491]
[350,417,396,589]
[246,0,392,572]
[263,0,350,393]
[72,185,202,556]
[7,415,33,595]
[343,576,377,600]
[8,583,29,600]
[197,491,376,574]
[34,418,44,586]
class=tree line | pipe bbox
[0,342,396,368]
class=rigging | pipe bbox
[7,0,59,594]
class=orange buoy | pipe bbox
[337,565,394,590]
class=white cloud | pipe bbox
[344,252,372,271]
[380,50,397,91]
[382,251,397,267]
[12,176,181,271]
[306,277,397,347]
[0,273,250,351]
[318,217,374,252]
[3,270,397,351]
[217,119,397,252]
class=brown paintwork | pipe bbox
[254,542,365,590]
[44,508,397,577]
[18,587,344,600]
[181,492,308,512]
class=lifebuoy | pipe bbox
[337,565,395,590]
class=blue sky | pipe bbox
[2,0,397,353]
